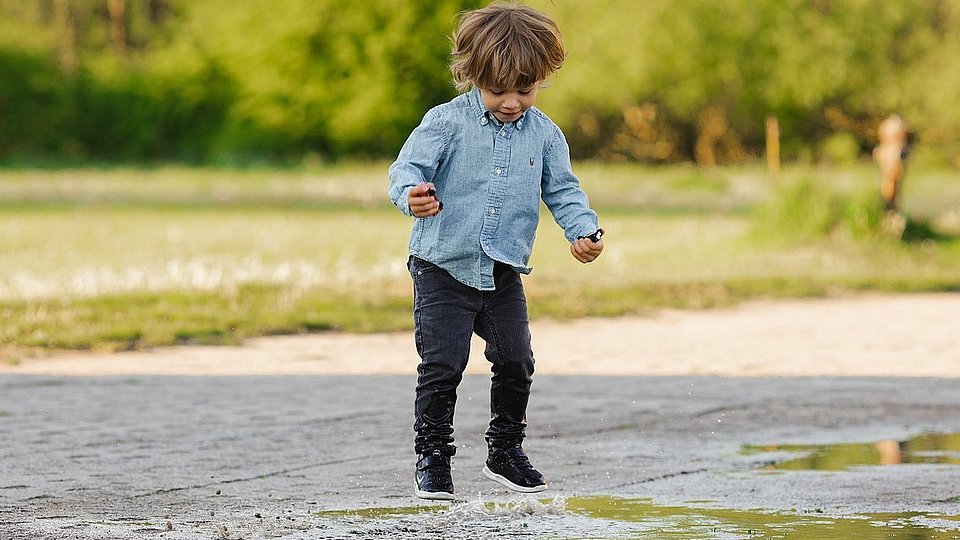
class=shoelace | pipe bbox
[502,445,535,472]
[425,464,452,485]
[421,452,453,483]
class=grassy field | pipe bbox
[1,162,958,354]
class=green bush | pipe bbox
[820,132,862,165]
[0,48,72,158]
[752,175,884,243]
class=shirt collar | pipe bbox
[470,87,525,130]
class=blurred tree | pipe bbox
[165,0,478,159]
[0,49,72,157]
[0,0,958,164]
[535,0,960,165]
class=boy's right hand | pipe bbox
[408,182,442,217]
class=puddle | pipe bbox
[742,432,960,471]
[314,496,960,539]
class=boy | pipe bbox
[388,2,604,500]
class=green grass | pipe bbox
[1,162,958,352]
[2,285,413,351]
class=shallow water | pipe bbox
[315,496,960,540]
[313,432,960,539]
[741,432,960,471]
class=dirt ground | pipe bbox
[3,292,958,378]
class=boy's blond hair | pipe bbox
[450,2,565,92]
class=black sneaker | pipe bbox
[415,450,455,500]
[482,444,546,493]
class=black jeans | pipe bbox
[409,256,535,456]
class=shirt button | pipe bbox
[480,117,488,125]
[495,168,502,175]
[488,207,496,215]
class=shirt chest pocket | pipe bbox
[510,140,544,200]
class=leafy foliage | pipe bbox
[1,0,960,164]
[534,0,960,165]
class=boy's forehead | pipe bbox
[485,82,539,91]
[480,69,541,90]
[475,61,543,92]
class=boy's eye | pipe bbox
[488,87,534,96]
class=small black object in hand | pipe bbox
[427,188,444,212]
[578,228,604,243]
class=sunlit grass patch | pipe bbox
[0,206,411,301]
[0,163,393,208]
[1,163,958,351]
[750,173,885,244]
[3,284,413,351]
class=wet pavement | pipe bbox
[1,374,959,539]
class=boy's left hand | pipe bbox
[571,236,603,263]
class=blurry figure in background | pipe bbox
[873,115,909,235]
[875,439,903,465]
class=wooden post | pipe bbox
[766,115,780,178]
[108,0,127,56]
[53,0,77,74]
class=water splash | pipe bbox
[315,495,960,539]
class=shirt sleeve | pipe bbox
[541,126,600,242]
[388,108,448,217]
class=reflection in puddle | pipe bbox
[742,432,960,471]
[315,496,960,539]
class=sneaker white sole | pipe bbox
[414,482,456,501]
[482,466,547,493]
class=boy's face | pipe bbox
[479,84,540,123]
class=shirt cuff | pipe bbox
[394,186,413,216]
[568,222,601,243]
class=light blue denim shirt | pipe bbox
[388,87,599,291]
